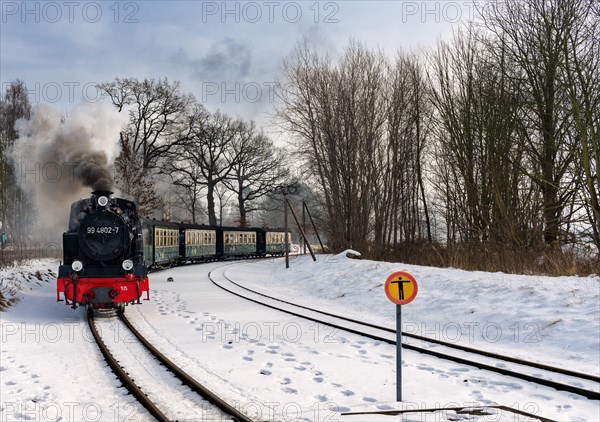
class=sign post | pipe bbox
[384,271,419,402]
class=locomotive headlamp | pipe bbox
[71,260,83,272]
[98,196,109,207]
[122,259,134,271]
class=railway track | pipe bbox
[209,263,600,402]
[87,308,252,422]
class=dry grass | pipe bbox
[368,241,600,277]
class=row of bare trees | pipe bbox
[277,0,599,263]
[278,42,431,253]
[0,81,32,242]
[98,78,289,226]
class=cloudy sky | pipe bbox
[1,1,472,135]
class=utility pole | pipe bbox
[284,194,289,269]
[302,200,306,255]
[277,184,297,269]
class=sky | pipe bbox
[0,1,473,136]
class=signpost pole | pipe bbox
[384,272,418,403]
[397,304,402,402]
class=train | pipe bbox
[56,191,290,312]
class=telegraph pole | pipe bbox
[277,184,297,269]
[302,200,306,255]
[284,193,289,269]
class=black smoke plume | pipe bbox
[10,104,125,232]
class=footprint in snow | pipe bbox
[242,356,253,361]
[282,387,297,394]
[313,377,324,383]
[5,381,16,386]
[284,358,296,362]
[222,344,233,349]
[294,366,306,371]
[341,390,355,396]
[362,397,376,402]
[259,369,272,376]
[316,395,328,402]
[377,405,394,410]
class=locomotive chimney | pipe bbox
[92,190,114,197]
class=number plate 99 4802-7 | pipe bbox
[87,226,119,234]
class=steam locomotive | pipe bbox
[57,192,290,311]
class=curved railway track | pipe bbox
[209,263,600,402]
[87,308,252,422]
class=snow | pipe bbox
[1,257,599,421]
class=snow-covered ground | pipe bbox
[1,257,599,421]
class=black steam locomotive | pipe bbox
[57,191,149,311]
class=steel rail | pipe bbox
[87,311,170,422]
[119,312,253,422]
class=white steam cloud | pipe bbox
[10,103,126,231]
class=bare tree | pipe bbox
[113,133,161,217]
[428,28,532,245]
[223,124,289,227]
[278,39,390,251]
[562,0,600,251]
[97,78,195,173]
[169,109,246,226]
[0,80,32,241]
[480,0,586,244]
